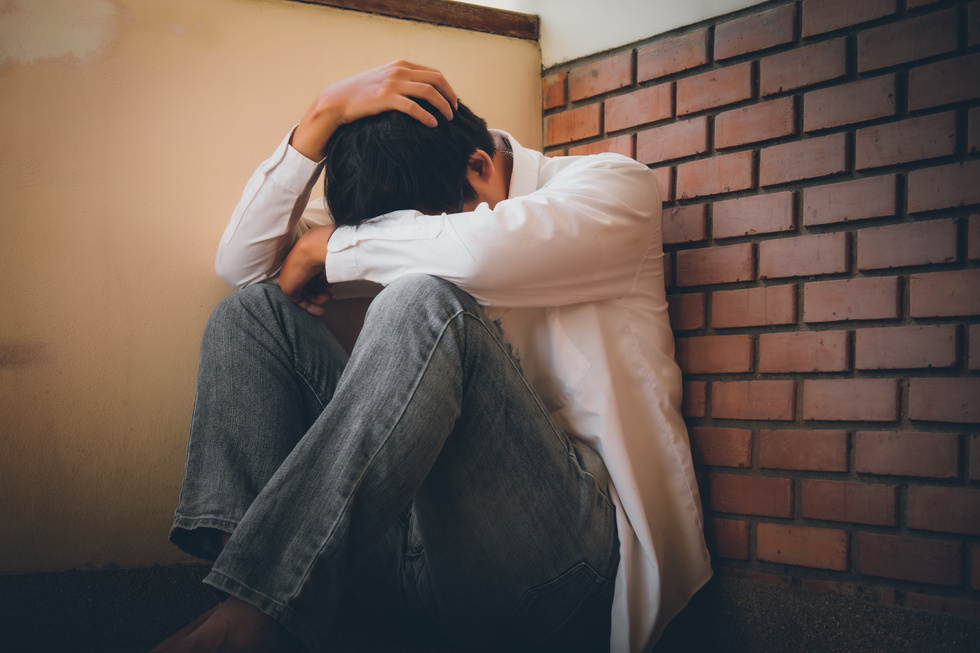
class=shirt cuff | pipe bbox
[269,142,322,196]
[325,237,360,284]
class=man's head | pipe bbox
[324,99,496,226]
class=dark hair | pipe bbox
[324,99,495,226]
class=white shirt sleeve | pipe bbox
[325,154,662,307]
[214,130,330,289]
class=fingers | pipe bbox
[392,61,458,109]
[385,61,458,126]
[403,78,457,123]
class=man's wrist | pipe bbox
[299,225,335,273]
[291,100,343,161]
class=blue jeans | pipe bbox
[170,276,618,651]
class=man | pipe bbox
[156,61,710,653]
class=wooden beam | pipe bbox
[291,0,539,41]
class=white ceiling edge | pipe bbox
[462,0,770,68]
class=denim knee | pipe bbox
[366,274,475,330]
[207,282,289,329]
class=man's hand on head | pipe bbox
[291,60,459,161]
[279,225,336,316]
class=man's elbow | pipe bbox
[214,251,255,289]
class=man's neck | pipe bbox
[493,133,515,199]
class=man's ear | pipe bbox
[466,150,495,181]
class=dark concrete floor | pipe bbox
[2,564,979,652]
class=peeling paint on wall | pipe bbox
[0,0,118,67]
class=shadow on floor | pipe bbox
[1,564,978,652]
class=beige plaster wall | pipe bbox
[0,0,541,574]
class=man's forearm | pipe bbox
[278,224,336,315]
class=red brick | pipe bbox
[857,8,959,73]
[759,330,849,373]
[760,38,847,96]
[712,285,797,328]
[975,544,980,590]
[715,4,795,60]
[759,428,848,471]
[910,269,980,317]
[760,233,849,279]
[857,218,957,270]
[908,160,980,213]
[909,53,980,111]
[676,62,752,116]
[803,175,897,226]
[667,292,705,331]
[971,107,980,154]
[542,72,566,110]
[802,479,897,526]
[568,51,632,102]
[855,325,957,371]
[682,380,706,417]
[803,378,899,422]
[856,111,957,170]
[973,324,980,371]
[567,135,634,158]
[676,151,755,199]
[908,486,980,536]
[859,532,961,584]
[713,192,795,239]
[972,434,980,481]
[717,567,793,586]
[545,104,601,146]
[970,215,980,261]
[651,166,673,202]
[804,75,896,132]
[605,83,673,133]
[690,427,753,468]
[638,29,709,82]
[676,334,754,374]
[716,97,796,149]
[803,276,900,322]
[972,2,980,47]
[675,242,755,287]
[708,473,793,517]
[802,0,897,37]
[905,593,980,620]
[757,523,848,570]
[713,380,796,421]
[855,430,959,478]
[909,378,980,423]
[706,517,749,560]
[760,133,847,186]
[636,117,708,165]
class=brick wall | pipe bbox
[542,0,980,620]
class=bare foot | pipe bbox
[150,597,300,653]
[151,606,218,650]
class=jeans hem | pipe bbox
[203,568,320,650]
[170,515,242,562]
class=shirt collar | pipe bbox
[491,129,537,200]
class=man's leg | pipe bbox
[170,283,348,561]
[202,275,618,651]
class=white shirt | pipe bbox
[216,129,712,653]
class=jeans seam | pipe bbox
[239,289,332,410]
[282,305,468,609]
